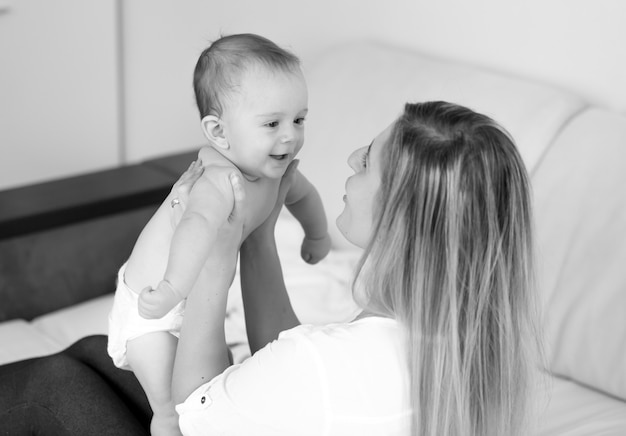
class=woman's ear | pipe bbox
[201,115,229,150]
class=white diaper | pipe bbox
[107,262,185,370]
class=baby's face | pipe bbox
[219,66,308,180]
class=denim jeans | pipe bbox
[0,335,151,435]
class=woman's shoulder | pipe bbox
[282,315,400,338]
[279,317,405,369]
[283,316,399,337]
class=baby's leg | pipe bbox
[127,332,182,436]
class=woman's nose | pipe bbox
[347,147,365,171]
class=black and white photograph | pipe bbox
[1,1,625,434]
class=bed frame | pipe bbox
[0,150,197,322]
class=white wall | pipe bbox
[2,0,624,188]
[0,0,120,190]
[121,0,626,164]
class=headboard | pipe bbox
[0,150,198,322]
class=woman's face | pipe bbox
[336,123,392,248]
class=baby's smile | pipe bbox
[270,153,289,160]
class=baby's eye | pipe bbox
[294,117,306,125]
[265,121,279,128]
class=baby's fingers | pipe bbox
[179,159,203,183]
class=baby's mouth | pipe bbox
[270,154,289,160]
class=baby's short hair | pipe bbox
[193,33,301,118]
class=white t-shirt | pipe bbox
[176,316,412,436]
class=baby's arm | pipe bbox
[138,164,239,319]
[284,169,331,264]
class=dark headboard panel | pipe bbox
[0,150,198,322]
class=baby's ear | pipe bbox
[200,115,229,150]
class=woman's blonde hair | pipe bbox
[356,101,541,435]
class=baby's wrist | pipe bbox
[158,279,185,300]
[304,232,329,242]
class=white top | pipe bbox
[176,316,412,436]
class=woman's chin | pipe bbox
[335,215,348,240]
[335,214,343,231]
[336,215,364,249]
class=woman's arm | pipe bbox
[239,161,301,355]
[171,171,245,406]
[240,224,300,354]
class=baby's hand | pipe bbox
[301,233,332,264]
[137,281,183,319]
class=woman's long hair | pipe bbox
[355,102,541,435]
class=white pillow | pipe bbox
[31,293,113,349]
[533,108,626,400]
[299,41,584,250]
[0,319,62,365]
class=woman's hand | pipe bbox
[169,159,205,229]
[167,157,246,300]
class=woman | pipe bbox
[0,101,541,436]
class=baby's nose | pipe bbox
[280,131,294,143]
[280,124,299,143]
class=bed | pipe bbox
[1,41,625,434]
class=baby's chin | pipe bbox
[243,169,285,182]
[240,171,261,182]
[265,159,295,179]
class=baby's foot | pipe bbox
[151,409,183,436]
[138,280,183,319]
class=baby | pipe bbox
[108,34,331,435]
